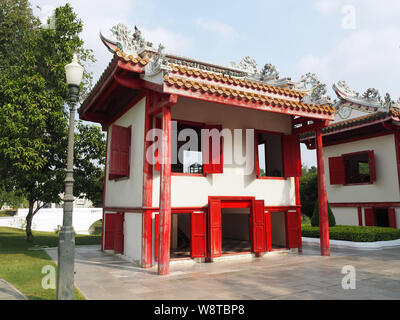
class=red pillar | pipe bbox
[141,93,153,268]
[158,105,172,275]
[315,127,330,256]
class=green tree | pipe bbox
[299,165,318,218]
[311,200,336,227]
[0,1,103,242]
[0,187,26,210]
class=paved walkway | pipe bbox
[0,279,27,300]
[45,245,400,300]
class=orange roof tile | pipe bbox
[163,74,334,116]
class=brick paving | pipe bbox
[45,245,400,300]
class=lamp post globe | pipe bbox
[56,54,84,300]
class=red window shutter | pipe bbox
[154,214,159,262]
[368,150,376,183]
[104,213,116,250]
[113,213,124,254]
[252,200,266,253]
[328,156,346,185]
[364,208,375,226]
[388,208,397,229]
[202,125,223,174]
[191,211,207,258]
[109,125,131,179]
[286,210,300,248]
[154,118,161,171]
[283,134,302,177]
[208,199,222,258]
[265,211,272,251]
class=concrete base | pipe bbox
[302,237,400,250]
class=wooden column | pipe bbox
[141,93,153,268]
[315,128,330,256]
[158,105,172,275]
[295,177,302,253]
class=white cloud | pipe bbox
[314,0,340,15]
[298,1,400,98]
[142,27,193,56]
[195,18,238,42]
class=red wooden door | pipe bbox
[104,213,116,250]
[113,213,124,254]
[388,208,397,229]
[286,210,300,248]
[155,214,159,262]
[265,210,272,252]
[252,200,266,253]
[364,208,375,226]
[191,212,207,258]
[208,199,222,258]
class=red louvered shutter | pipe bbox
[328,156,346,185]
[109,125,131,179]
[104,213,116,250]
[388,208,397,229]
[113,213,124,254]
[286,210,300,248]
[191,211,207,258]
[265,210,272,251]
[283,135,302,177]
[208,199,222,258]
[252,200,266,253]
[202,125,223,174]
[368,150,376,183]
[364,208,375,226]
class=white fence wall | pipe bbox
[0,208,102,235]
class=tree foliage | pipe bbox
[299,165,318,218]
[0,1,104,242]
[311,200,336,227]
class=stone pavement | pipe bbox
[45,245,400,300]
[0,279,27,300]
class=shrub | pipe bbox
[302,225,400,242]
[311,200,336,227]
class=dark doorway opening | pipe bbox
[170,213,191,259]
[374,208,389,227]
[221,209,251,254]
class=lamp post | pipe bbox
[56,55,84,300]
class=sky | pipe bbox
[31,0,400,167]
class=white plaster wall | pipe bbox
[123,212,142,264]
[105,97,146,208]
[325,134,400,203]
[331,207,359,226]
[152,97,296,207]
[270,212,286,247]
[5,208,102,234]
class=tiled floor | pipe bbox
[0,279,27,300]
[45,245,400,300]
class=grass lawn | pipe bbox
[0,226,101,300]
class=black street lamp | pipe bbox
[56,55,84,300]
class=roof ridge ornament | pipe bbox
[230,57,282,85]
[106,23,155,58]
[296,73,332,105]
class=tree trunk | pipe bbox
[26,201,35,243]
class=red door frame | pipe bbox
[208,196,268,258]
